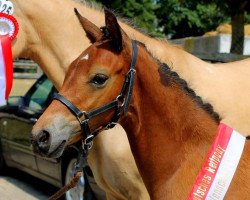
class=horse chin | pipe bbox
[47,140,67,158]
[46,132,81,158]
[32,141,66,159]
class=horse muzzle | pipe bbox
[31,123,71,158]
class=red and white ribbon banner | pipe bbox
[0,34,13,105]
[0,12,18,105]
[187,123,246,200]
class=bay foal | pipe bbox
[31,10,250,200]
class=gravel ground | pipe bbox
[0,168,59,200]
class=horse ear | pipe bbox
[104,9,124,52]
[74,8,103,43]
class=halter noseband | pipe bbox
[53,40,138,150]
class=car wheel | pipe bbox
[65,158,85,200]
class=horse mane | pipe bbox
[158,63,221,123]
[134,41,221,123]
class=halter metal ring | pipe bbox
[83,134,94,150]
[116,94,125,107]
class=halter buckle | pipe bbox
[83,134,94,150]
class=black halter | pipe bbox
[53,40,138,150]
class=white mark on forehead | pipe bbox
[81,54,89,61]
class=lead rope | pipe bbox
[48,171,82,200]
[48,144,89,200]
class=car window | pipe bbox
[28,78,53,111]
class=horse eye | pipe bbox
[90,74,109,86]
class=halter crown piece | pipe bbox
[54,39,138,152]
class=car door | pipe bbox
[0,75,54,172]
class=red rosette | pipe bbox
[0,12,18,41]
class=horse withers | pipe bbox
[31,9,250,200]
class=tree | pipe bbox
[208,0,250,54]
[155,0,229,39]
[156,0,250,54]
[91,0,250,54]
[224,0,250,54]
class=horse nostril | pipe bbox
[36,130,51,154]
[38,130,50,143]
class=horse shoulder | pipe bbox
[88,124,150,200]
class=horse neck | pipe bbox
[12,0,91,89]
[12,0,207,89]
[120,45,218,199]
[117,19,216,92]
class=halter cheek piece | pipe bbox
[53,40,138,151]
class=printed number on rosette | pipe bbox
[0,0,14,15]
[0,3,18,105]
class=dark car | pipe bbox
[0,75,105,200]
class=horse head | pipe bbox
[31,9,136,158]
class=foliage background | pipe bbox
[91,0,250,54]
